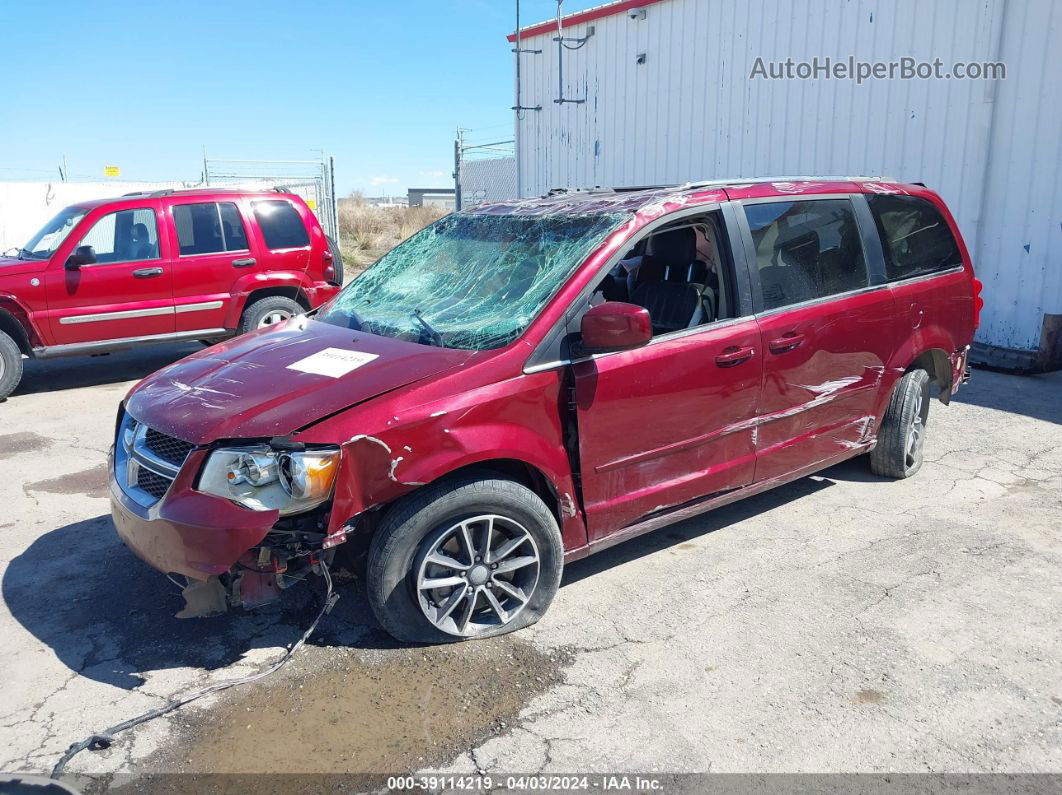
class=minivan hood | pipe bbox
[126,319,475,444]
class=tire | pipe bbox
[870,368,931,479]
[0,331,23,401]
[367,475,564,644]
[236,296,303,335]
[326,235,345,286]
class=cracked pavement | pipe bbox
[0,344,1060,787]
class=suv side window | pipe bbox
[252,200,309,249]
[744,199,868,311]
[78,208,159,264]
[174,202,248,255]
[867,194,962,281]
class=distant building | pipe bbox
[408,187,456,209]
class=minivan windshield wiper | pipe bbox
[410,308,444,347]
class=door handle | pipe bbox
[132,267,163,279]
[715,345,756,367]
[232,257,256,268]
[768,332,805,353]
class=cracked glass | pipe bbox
[318,211,628,350]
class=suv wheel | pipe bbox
[870,368,931,479]
[367,475,564,643]
[237,296,303,335]
[326,236,345,285]
[0,331,24,401]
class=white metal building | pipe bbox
[509,0,1062,370]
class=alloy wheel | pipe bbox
[905,388,925,471]
[258,309,293,328]
[415,514,540,637]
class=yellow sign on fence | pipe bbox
[306,198,317,210]
[103,165,121,177]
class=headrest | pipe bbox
[649,226,696,264]
[776,229,818,267]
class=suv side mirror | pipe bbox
[580,301,652,354]
[66,245,96,270]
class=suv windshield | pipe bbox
[318,211,626,350]
[18,207,89,260]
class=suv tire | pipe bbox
[326,236,345,286]
[870,368,931,479]
[0,331,23,401]
[237,296,303,335]
[367,474,564,644]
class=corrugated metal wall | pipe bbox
[513,0,1061,358]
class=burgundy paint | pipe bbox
[110,180,978,579]
[580,301,653,352]
[109,449,279,578]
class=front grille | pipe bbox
[136,467,172,499]
[144,428,194,466]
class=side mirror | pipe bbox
[66,245,96,270]
[580,301,652,354]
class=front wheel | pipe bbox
[0,331,24,401]
[870,368,931,478]
[367,475,564,643]
[237,296,303,335]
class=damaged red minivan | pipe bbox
[110,178,981,642]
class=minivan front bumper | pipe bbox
[109,444,278,580]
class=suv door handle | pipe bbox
[232,257,256,267]
[768,333,805,353]
[132,267,164,279]
[715,345,756,367]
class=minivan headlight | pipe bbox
[198,445,340,515]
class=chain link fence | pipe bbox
[453,133,517,210]
[203,156,340,243]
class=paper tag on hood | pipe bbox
[287,348,379,378]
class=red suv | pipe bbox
[109,178,981,643]
[0,188,342,399]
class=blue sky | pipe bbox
[1,0,602,195]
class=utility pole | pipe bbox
[453,128,463,211]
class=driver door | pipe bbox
[572,208,763,541]
[45,203,174,345]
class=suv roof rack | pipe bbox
[120,185,293,199]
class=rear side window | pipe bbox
[78,207,159,263]
[218,202,249,250]
[744,199,869,311]
[174,202,248,255]
[868,194,962,281]
[252,200,309,249]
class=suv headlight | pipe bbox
[198,445,340,515]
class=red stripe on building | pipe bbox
[506,0,670,42]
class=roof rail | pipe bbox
[545,175,901,197]
[680,175,899,189]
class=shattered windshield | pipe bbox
[318,211,627,350]
[19,206,88,260]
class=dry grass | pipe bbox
[338,194,447,276]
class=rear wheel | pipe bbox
[367,475,563,643]
[0,331,23,401]
[870,368,931,478]
[237,296,303,335]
